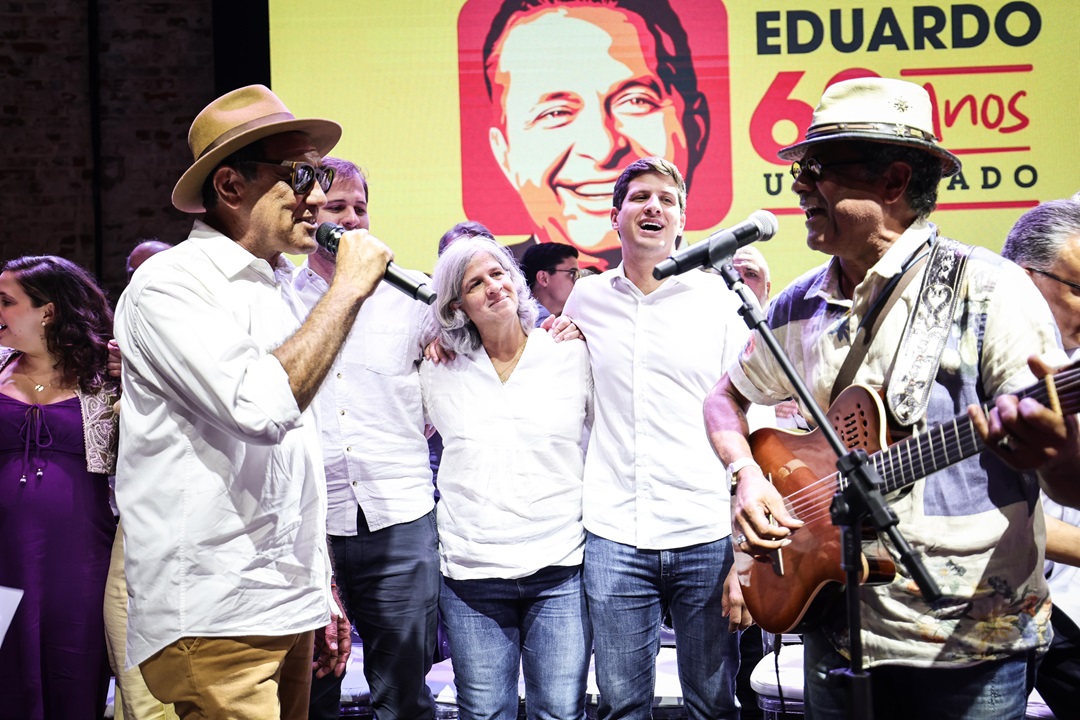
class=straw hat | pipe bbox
[778,77,961,177]
[172,85,342,213]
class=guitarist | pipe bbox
[704,77,1080,720]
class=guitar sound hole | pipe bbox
[833,404,873,448]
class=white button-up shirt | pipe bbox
[420,330,592,580]
[563,266,748,549]
[291,265,434,534]
[114,221,331,668]
[1043,494,1080,623]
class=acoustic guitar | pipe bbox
[739,366,1075,634]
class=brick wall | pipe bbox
[0,0,216,302]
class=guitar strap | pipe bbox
[829,245,929,405]
[886,236,974,428]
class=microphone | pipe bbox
[315,223,437,305]
[652,210,779,280]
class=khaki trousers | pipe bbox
[140,631,315,720]
[103,521,179,720]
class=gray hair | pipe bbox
[426,236,539,354]
[1001,199,1080,270]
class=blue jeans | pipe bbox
[309,508,440,720]
[440,564,591,720]
[803,628,1036,720]
[584,532,739,720]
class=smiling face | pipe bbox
[488,5,689,255]
[320,175,369,232]
[240,132,329,261]
[308,173,371,276]
[610,170,686,261]
[457,251,521,334]
[0,270,50,355]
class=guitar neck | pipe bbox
[864,363,1080,494]
[870,414,982,493]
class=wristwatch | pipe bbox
[726,457,760,496]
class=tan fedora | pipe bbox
[172,85,342,213]
[778,77,961,177]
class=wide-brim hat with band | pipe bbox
[172,84,342,213]
[778,77,961,177]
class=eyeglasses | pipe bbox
[1026,267,1080,293]
[789,157,867,182]
[242,161,335,195]
[549,268,582,281]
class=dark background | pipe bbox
[0,0,271,302]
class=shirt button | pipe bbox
[352,481,357,487]
[339,409,346,416]
[336,372,343,379]
[346,446,352,452]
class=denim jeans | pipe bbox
[309,508,440,720]
[584,532,739,720]
[803,628,1037,720]
[440,564,591,720]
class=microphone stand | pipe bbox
[702,236,941,720]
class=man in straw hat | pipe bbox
[704,76,1080,717]
[113,85,393,718]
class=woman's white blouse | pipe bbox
[420,331,592,580]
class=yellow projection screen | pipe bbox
[270,0,1080,287]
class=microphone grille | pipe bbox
[315,222,344,254]
[750,210,779,241]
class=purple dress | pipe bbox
[0,393,115,720]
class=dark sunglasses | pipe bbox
[789,157,867,182]
[1026,267,1080,293]
[243,161,335,195]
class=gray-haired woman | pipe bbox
[419,236,592,720]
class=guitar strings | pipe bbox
[768,370,1080,531]
[781,390,1080,530]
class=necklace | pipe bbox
[494,338,527,384]
[16,371,62,392]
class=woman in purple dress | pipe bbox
[0,256,119,720]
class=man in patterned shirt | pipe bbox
[704,77,1080,719]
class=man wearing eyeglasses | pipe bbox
[1003,199,1080,355]
[521,241,580,325]
[113,85,392,719]
[1001,198,1080,720]
[705,77,1080,718]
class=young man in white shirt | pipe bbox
[114,85,392,719]
[295,157,440,720]
[562,156,746,720]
